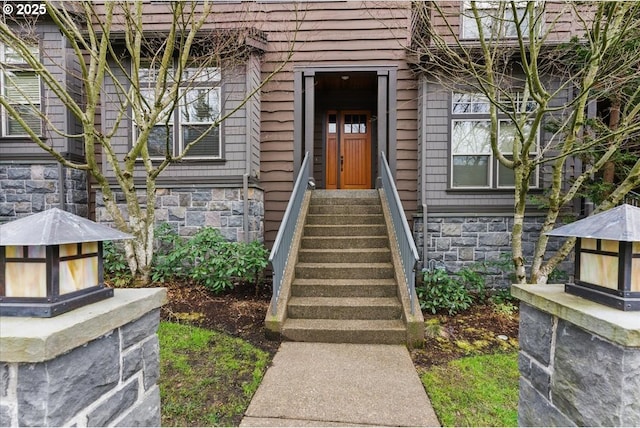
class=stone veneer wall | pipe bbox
[0,289,166,427]
[0,163,88,223]
[513,284,640,427]
[413,214,573,287]
[96,187,264,242]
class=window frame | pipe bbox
[178,85,222,159]
[0,43,42,138]
[450,91,539,190]
[460,1,532,40]
[132,59,222,161]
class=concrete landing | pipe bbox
[240,342,440,427]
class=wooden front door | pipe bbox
[325,110,372,189]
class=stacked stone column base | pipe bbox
[0,288,166,427]
[513,284,640,427]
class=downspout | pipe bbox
[420,75,428,269]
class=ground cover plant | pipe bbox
[421,353,519,427]
[158,322,270,426]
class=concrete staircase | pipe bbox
[280,190,408,344]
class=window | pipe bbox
[1,44,41,137]
[461,1,531,40]
[451,92,538,189]
[135,60,221,159]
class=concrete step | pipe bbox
[308,204,383,215]
[301,236,388,249]
[288,297,402,320]
[305,214,385,225]
[291,279,398,298]
[311,197,381,207]
[303,224,387,237]
[312,189,379,199]
[298,248,391,264]
[281,319,406,344]
[295,262,394,280]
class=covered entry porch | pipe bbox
[292,66,400,187]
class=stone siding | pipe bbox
[96,186,264,242]
[0,309,161,427]
[0,163,88,223]
[517,302,640,427]
[414,214,573,287]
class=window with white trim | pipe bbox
[451,92,538,189]
[1,44,42,137]
[461,1,531,40]
[135,60,221,159]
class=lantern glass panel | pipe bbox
[5,262,47,297]
[5,246,22,258]
[580,252,618,289]
[633,259,640,292]
[582,238,597,250]
[82,242,98,253]
[60,243,77,257]
[28,245,46,258]
[601,240,619,253]
[634,242,640,254]
[59,256,99,294]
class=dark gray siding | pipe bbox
[248,53,262,180]
[421,77,575,213]
[100,61,253,183]
[0,22,71,159]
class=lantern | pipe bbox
[0,208,132,317]
[546,204,640,311]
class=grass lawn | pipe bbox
[158,321,270,427]
[420,352,519,427]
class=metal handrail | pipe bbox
[269,152,311,315]
[379,151,420,315]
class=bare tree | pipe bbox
[0,1,298,283]
[410,1,640,284]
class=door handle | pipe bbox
[340,155,344,172]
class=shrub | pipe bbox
[417,268,473,315]
[103,241,133,287]
[149,224,269,293]
[457,266,488,303]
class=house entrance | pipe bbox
[295,67,397,189]
[325,110,372,189]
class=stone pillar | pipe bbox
[512,284,640,427]
[0,288,166,427]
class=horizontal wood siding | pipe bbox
[101,61,250,182]
[422,78,574,213]
[64,35,85,158]
[427,1,593,46]
[248,53,262,180]
[95,1,419,245]
[257,2,418,245]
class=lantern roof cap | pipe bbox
[546,204,640,241]
[0,208,133,246]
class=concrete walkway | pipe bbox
[240,342,440,427]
